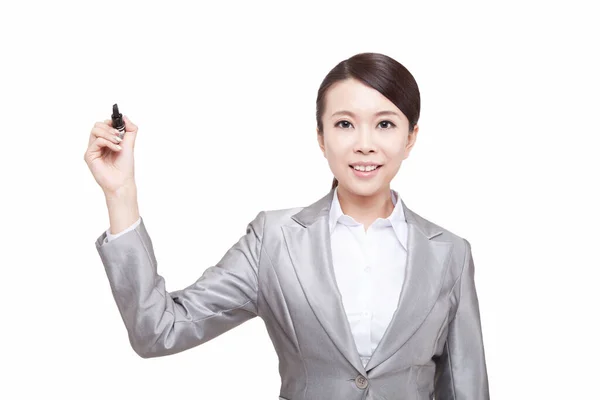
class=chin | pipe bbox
[340,180,387,197]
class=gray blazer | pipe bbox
[95,189,489,400]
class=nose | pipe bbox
[354,127,376,154]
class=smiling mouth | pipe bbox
[349,165,382,172]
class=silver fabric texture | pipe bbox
[95,189,489,399]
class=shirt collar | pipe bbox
[328,186,408,250]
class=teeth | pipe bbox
[353,165,378,172]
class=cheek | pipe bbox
[326,153,347,173]
[382,138,407,160]
[389,148,406,161]
[324,137,351,161]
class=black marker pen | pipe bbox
[111,104,125,140]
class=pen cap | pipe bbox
[111,103,125,130]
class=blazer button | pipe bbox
[355,375,369,389]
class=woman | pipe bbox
[84,52,489,400]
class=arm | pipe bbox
[434,239,490,399]
[95,211,266,358]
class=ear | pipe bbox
[316,128,326,156]
[403,124,419,159]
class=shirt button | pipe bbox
[355,375,369,389]
[364,266,371,272]
[362,311,369,317]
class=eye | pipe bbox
[334,120,396,129]
[378,120,396,129]
[335,120,353,129]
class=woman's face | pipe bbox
[318,78,418,198]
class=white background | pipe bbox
[1,0,598,399]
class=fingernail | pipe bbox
[115,136,123,142]
[116,145,122,150]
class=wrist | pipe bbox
[104,182,137,201]
[104,184,140,235]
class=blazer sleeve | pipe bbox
[94,211,266,358]
[434,238,490,399]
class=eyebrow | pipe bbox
[330,110,401,119]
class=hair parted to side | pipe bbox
[315,52,421,190]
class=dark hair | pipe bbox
[315,52,421,190]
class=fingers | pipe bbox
[91,126,123,144]
[86,114,137,156]
[89,122,123,147]
[87,136,123,157]
[94,121,116,131]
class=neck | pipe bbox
[337,185,395,228]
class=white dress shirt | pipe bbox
[328,187,408,367]
[104,188,408,368]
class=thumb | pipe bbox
[123,115,138,133]
[121,115,138,146]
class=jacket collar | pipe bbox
[282,188,452,375]
[291,187,444,241]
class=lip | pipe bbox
[349,164,382,178]
[349,161,383,167]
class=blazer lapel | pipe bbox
[281,189,367,375]
[280,189,454,375]
[365,199,453,372]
